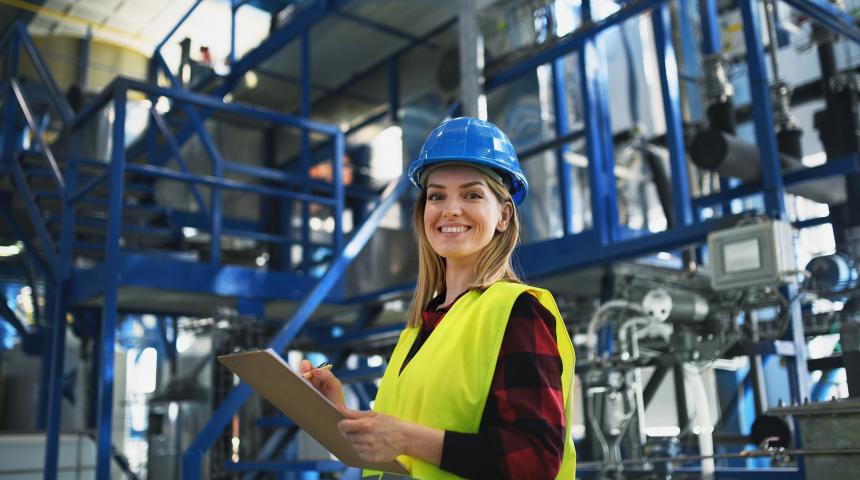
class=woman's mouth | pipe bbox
[439,226,470,234]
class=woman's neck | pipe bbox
[442,257,478,307]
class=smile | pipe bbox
[439,226,470,233]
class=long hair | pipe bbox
[405,170,521,328]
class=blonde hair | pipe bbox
[405,169,521,327]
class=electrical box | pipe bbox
[708,218,797,291]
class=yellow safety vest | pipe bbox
[364,281,576,479]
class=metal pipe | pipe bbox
[457,0,485,119]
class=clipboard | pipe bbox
[217,348,409,475]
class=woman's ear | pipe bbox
[497,202,513,232]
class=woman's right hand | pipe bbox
[299,359,344,406]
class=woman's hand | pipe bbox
[299,359,344,406]
[337,406,443,465]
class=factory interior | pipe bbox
[1,0,860,479]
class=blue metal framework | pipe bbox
[2,0,860,478]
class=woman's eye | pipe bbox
[427,193,444,201]
[466,191,483,200]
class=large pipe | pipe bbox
[690,129,847,205]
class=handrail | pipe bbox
[11,23,74,123]
[182,175,411,480]
[148,107,211,219]
[9,79,66,191]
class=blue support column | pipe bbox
[2,34,20,163]
[698,0,721,55]
[300,28,312,274]
[388,56,399,124]
[738,0,786,218]
[42,282,67,480]
[652,2,694,227]
[230,0,238,65]
[333,132,345,257]
[552,58,575,236]
[579,0,618,245]
[677,0,703,122]
[95,83,128,480]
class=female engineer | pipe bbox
[300,117,576,479]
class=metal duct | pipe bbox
[690,129,847,205]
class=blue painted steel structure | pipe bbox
[2,0,860,478]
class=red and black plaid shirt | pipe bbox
[400,290,565,479]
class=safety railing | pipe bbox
[1,22,75,284]
[62,76,347,267]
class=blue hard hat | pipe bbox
[408,117,528,205]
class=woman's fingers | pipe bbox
[339,405,373,419]
[299,359,312,373]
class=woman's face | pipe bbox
[423,165,511,266]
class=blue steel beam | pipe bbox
[66,171,108,205]
[0,299,29,336]
[518,216,740,279]
[13,23,73,123]
[698,0,722,54]
[739,0,786,218]
[254,66,380,104]
[333,10,441,49]
[215,0,353,98]
[578,0,619,247]
[67,254,317,305]
[305,16,456,113]
[677,0,703,121]
[7,160,60,281]
[299,28,312,274]
[2,32,20,164]
[652,2,694,227]
[781,0,860,45]
[486,0,667,90]
[182,176,411,480]
[551,58,575,236]
[124,164,338,206]
[9,79,65,191]
[94,83,127,480]
[148,108,211,218]
[42,282,67,480]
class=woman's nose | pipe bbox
[443,201,462,218]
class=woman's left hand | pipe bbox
[337,406,409,463]
[337,406,445,465]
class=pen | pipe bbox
[302,361,333,379]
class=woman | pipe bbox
[300,117,576,479]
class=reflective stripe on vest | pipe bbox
[365,281,576,479]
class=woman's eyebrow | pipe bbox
[427,180,485,189]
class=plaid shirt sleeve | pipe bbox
[436,292,566,479]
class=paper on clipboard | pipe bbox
[217,348,409,475]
